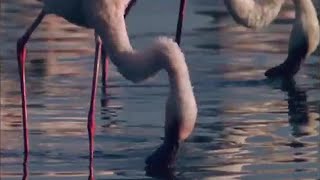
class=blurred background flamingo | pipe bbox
[179,0,319,78]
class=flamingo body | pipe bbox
[42,0,132,28]
[224,0,285,29]
[18,0,196,168]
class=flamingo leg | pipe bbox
[22,153,29,180]
[175,0,186,45]
[101,46,108,91]
[88,33,102,162]
[17,10,46,155]
[88,148,95,180]
[100,45,110,109]
[100,0,137,89]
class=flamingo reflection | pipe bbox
[281,79,319,138]
[22,153,29,180]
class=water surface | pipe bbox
[1,0,320,179]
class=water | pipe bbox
[1,0,320,179]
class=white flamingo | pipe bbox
[224,0,286,29]
[224,0,320,78]
[17,0,136,160]
[181,0,319,77]
[17,0,196,168]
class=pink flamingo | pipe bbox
[224,0,320,78]
[17,0,195,168]
[17,0,137,160]
[177,0,319,78]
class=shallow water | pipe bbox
[1,0,320,179]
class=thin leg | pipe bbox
[88,149,95,180]
[17,10,46,154]
[87,33,102,162]
[101,46,108,90]
[175,0,186,45]
[100,45,110,108]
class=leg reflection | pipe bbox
[88,147,95,180]
[281,79,319,137]
[22,151,29,180]
[101,45,109,94]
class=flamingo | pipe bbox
[225,0,320,78]
[264,0,319,77]
[17,0,195,168]
[17,0,137,160]
[224,0,286,29]
[178,0,319,78]
[84,0,196,168]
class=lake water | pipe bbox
[1,0,319,179]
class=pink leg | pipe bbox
[87,33,102,162]
[175,0,186,45]
[17,10,45,155]
[100,46,109,108]
[101,46,108,91]
[88,149,94,180]
[100,0,137,88]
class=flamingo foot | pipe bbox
[265,62,300,78]
[145,142,179,168]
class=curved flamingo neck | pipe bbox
[87,1,190,84]
[83,0,196,143]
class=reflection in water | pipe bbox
[22,153,29,180]
[1,0,320,179]
[21,149,96,180]
[282,79,319,138]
